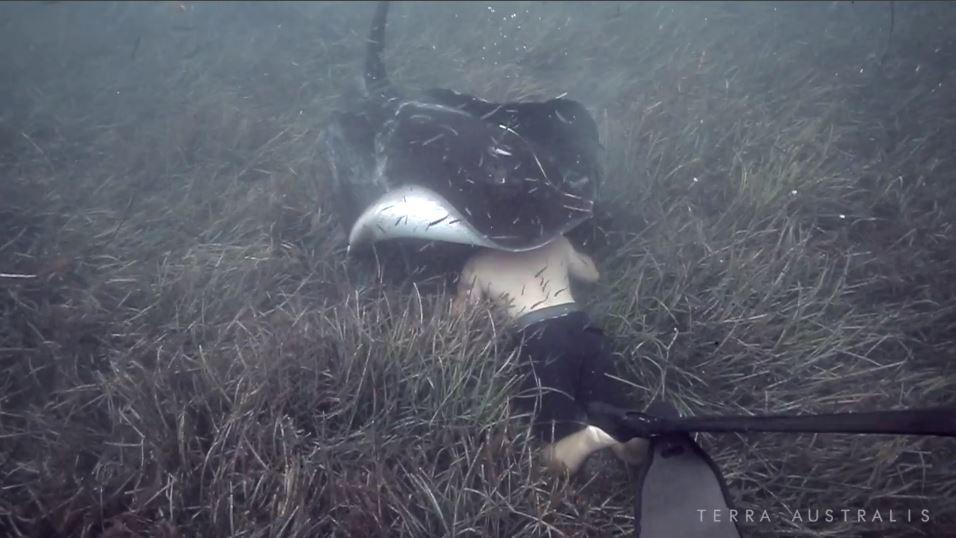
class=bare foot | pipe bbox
[542,426,621,476]
[611,437,650,467]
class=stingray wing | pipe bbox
[370,98,596,250]
[423,88,602,197]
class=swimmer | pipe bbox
[454,235,648,475]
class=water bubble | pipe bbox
[790,189,798,195]
[839,214,846,219]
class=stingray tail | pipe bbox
[364,1,393,99]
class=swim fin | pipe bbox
[633,400,741,538]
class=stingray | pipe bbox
[321,2,603,256]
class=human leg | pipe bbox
[576,325,650,466]
[511,317,588,444]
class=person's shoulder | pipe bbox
[462,248,492,275]
[552,234,576,257]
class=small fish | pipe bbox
[426,215,449,228]
[480,105,503,120]
[421,133,444,146]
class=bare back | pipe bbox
[456,235,599,320]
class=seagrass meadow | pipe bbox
[1,1,955,536]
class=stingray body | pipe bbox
[322,2,603,275]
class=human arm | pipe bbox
[564,236,599,284]
[452,261,484,315]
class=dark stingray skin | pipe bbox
[320,2,603,253]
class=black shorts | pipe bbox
[511,311,635,443]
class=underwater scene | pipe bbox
[1,2,954,536]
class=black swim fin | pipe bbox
[633,400,741,538]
